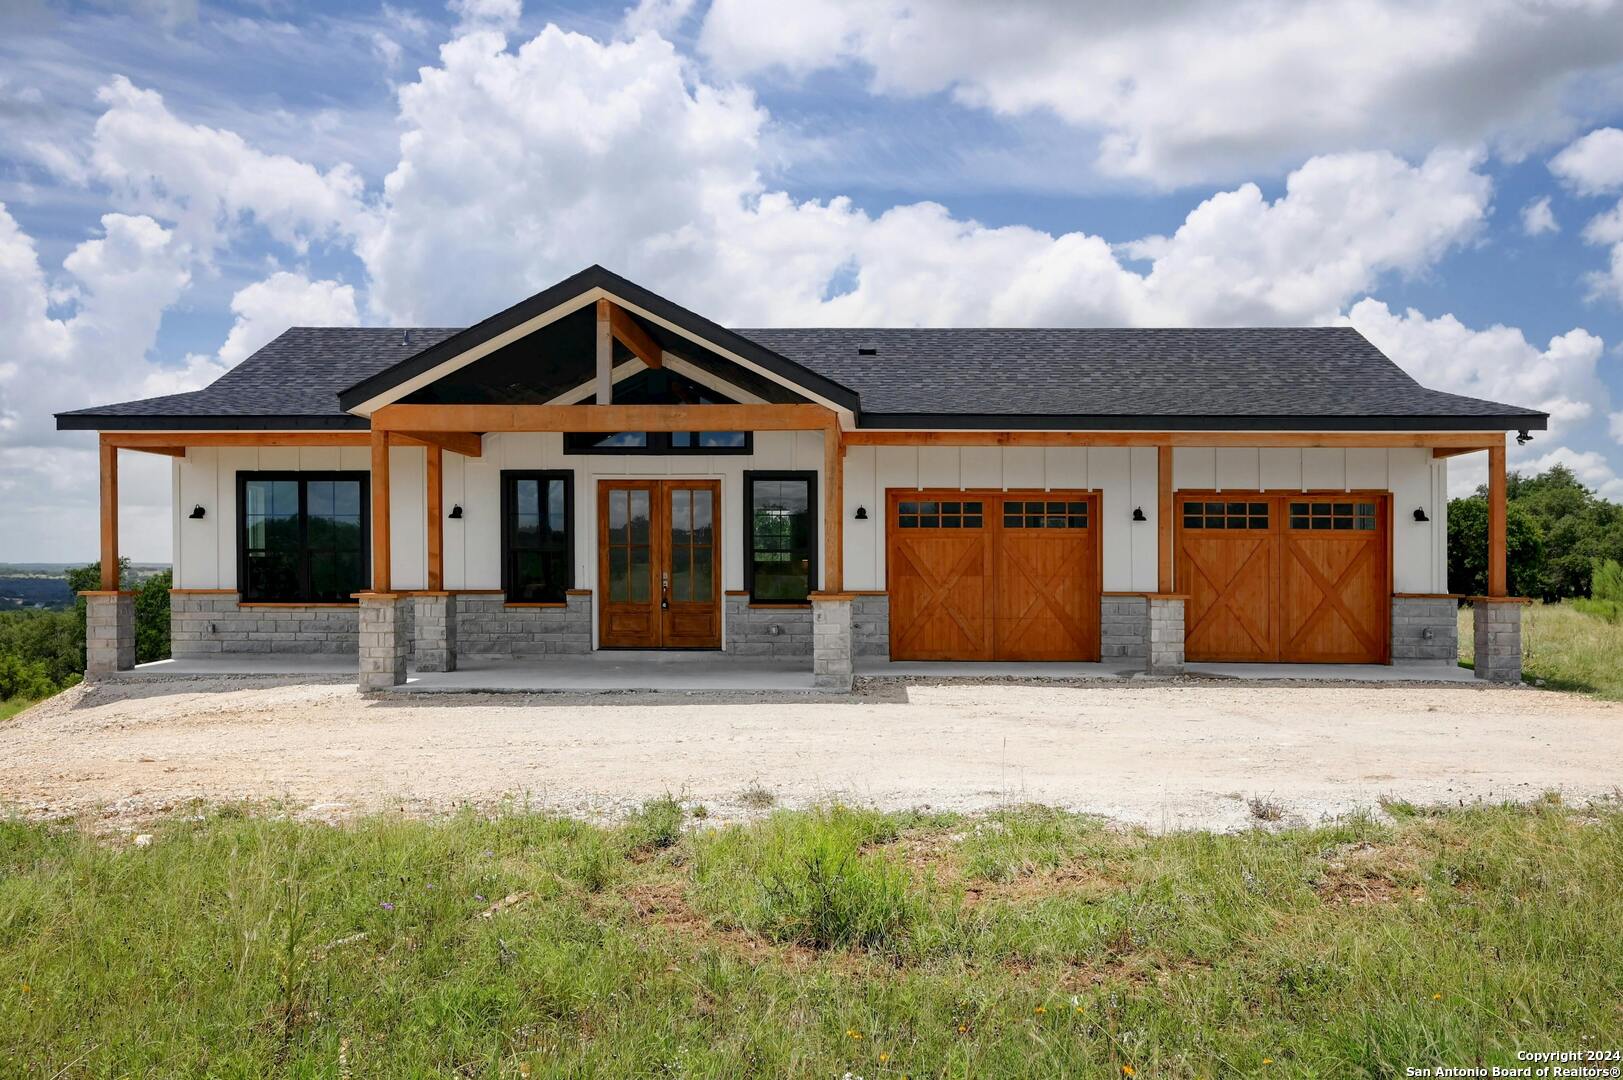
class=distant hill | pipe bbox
[0,564,170,611]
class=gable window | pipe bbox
[501,471,574,602]
[744,471,817,603]
[564,368,751,455]
[237,473,369,603]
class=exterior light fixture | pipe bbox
[1132,506,1147,522]
[1413,507,1430,522]
[188,505,206,519]
[854,506,868,520]
[448,504,463,519]
[1516,430,1532,445]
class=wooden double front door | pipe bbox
[887,490,1101,661]
[597,479,721,649]
[1178,493,1391,664]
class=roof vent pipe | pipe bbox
[857,344,878,356]
[401,329,411,347]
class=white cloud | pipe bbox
[1610,410,1623,443]
[217,271,359,366]
[89,76,370,256]
[1346,298,1609,437]
[361,24,1492,329]
[697,0,1623,184]
[623,0,697,38]
[1550,126,1623,195]
[1517,446,1623,499]
[1521,195,1559,235]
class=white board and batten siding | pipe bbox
[170,437,1450,598]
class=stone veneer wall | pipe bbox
[852,594,890,660]
[723,595,812,657]
[170,592,378,657]
[1472,601,1524,683]
[455,593,591,657]
[1100,596,1149,665]
[1390,596,1459,665]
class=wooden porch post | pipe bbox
[1157,444,1174,593]
[99,440,119,590]
[1488,441,1507,597]
[425,442,443,591]
[371,430,392,592]
[595,298,613,405]
[824,425,844,592]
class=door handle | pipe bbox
[661,571,669,610]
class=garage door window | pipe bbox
[1289,501,1377,531]
[897,500,983,528]
[1003,500,1087,529]
[1182,501,1269,530]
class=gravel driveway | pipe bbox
[3,677,1620,831]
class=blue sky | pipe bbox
[3,0,1623,560]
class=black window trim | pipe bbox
[235,471,371,604]
[742,469,819,605]
[499,469,576,602]
[562,430,755,456]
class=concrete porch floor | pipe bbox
[124,653,1480,690]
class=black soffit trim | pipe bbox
[334,265,863,413]
[54,414,371,431]
[855,412,1550,432]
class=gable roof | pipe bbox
[55,266,1549,433]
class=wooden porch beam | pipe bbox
[99,441,119,591]
[1488,440,1507,598]
[605,300,662,369]
[371,430,391,593]
[824,426,843,593]
[371,403,838,433]
[393,430,484,458]
[843,430,1507,449]
[1431,446,1482,459]
[99,431,371,449]
[1158,445,1174,593]
[425,442,443,592]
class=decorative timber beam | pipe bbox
[371,430,392,593]
[99,431,370,455]
[393,430,484,458]
[824,426,843,593]
[604,299,661,369]
[370,403,838,433]
[99,441,119,590]
[1488,440,1507,598]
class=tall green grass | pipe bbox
[2,801,1620,1076]
[1461,599,1623,699]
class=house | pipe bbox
[57,265,1542,690]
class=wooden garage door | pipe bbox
[888,491,1099,661]
[1179,494,1389,664]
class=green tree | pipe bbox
[63,559,171,668]
[1447,496,1544,597]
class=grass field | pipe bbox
[1460,600,1623,700]
[3,799,1620,1076]
[0,697,38,723]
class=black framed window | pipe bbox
[1183,500,1270,530]
[744,471,817,603]
[1289,501,1377,531]
[501,471,574,601]
[237,472,369,603]
[563,368,751,454]
[896,499,984,529]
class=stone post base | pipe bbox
[358,593,407,691]
[1147,597,1186,675]
[83,591,135,677]
[413,593,457,672]
[1472,599,1524,683]
[811,593,854,692]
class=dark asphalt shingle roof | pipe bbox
[56,323,1547,431]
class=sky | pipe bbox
[4,0,1623,562]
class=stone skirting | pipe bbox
[724,595,812,657]
[852,594,890,660]
[455,593,591,657]
[1390,596,1459,665]
[413,594,457,672]
[1101,595,1149,664]
[170,592,368,657]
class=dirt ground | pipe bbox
[2,677,1620,831]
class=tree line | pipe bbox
[0,560,170,701]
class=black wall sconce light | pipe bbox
[1413,507,1430,522]
[188,504,206,520]
[1131,506,1147,522]
[448,504,463,519]
[854,506,868,520]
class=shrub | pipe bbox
[1594,559,1623,604]
[622,795,685,852]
